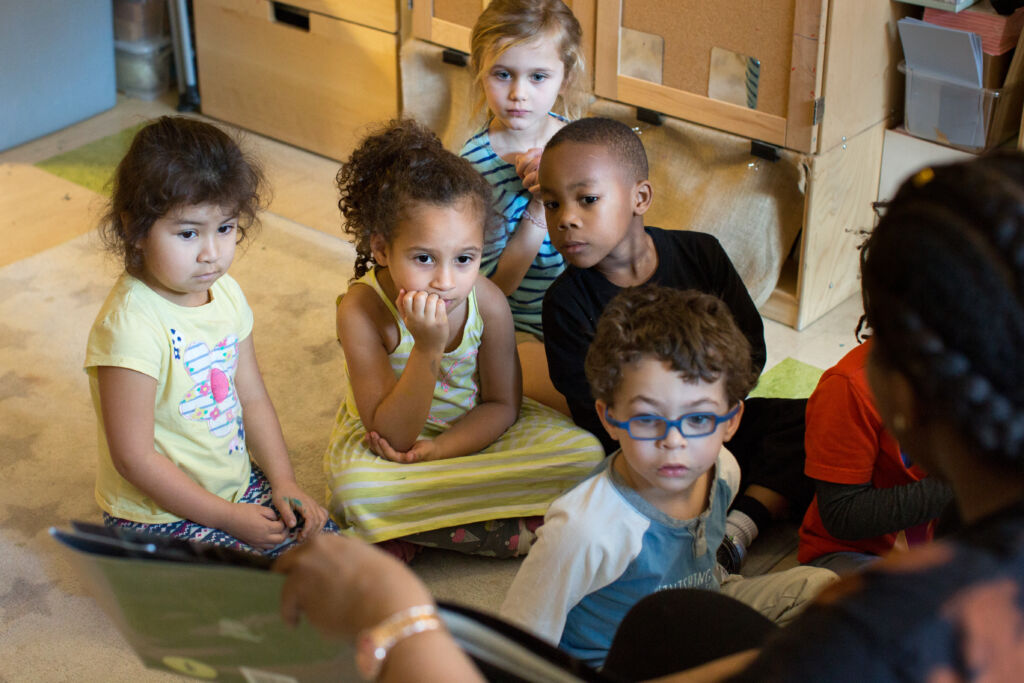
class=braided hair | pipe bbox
[861,153,1024,468]
[337,118,495,279]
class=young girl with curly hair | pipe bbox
[324,119,602,559]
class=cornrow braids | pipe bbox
[337,118,495,279]
[861,153,1024,468]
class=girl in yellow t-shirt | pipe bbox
[85,116,334,555]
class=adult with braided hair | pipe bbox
[599,153,1024,681]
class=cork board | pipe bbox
[621,0,796,118]
[434,0,485,30]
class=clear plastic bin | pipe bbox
[899,61,1017,152]
[114,37,172,100]
[113,0,168,42]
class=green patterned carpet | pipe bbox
[35,123,144,194]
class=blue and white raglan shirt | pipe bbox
[459,114,568,339]
[500,450,740,668]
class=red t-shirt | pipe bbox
[797,341,930,563]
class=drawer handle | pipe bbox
[272,2,310,32]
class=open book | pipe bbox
[51,522,611,683]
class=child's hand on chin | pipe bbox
[365,431,440,463]
[397,289,449,354]
[224,503,288,549]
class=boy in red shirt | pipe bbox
[798,340,952,574]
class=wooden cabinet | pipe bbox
[594,0,907,156]
[194,0,400,162]
[592,0,910,328]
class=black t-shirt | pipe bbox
[729,498,1024,682]
[542,227,765,452]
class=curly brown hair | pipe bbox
[337,118,495,279]
[585,286,758,407]
[100,116,268,275]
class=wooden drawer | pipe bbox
[286,0,398,33]
[593,0,909,154]
[195,0,399,162]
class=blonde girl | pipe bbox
[86,117,333,555]
[460,0,587,413]
[325,119,602,559]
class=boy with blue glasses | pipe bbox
[500,286,835,669]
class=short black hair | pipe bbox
[545,116,648,183]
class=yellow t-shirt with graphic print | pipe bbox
[85,272,254,523]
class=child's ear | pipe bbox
[370,234,389,266]
[721,400,745,442]
[632,180,653,217]
[595,399,621,443]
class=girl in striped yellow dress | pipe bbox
[325,119,603,559]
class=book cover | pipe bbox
[50,523,608,683]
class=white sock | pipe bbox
[725,510,759,550]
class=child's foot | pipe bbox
[716,535,747,574]
[377,539,421,564]
[717,510,759,574]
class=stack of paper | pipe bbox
[898,17,990,149]
[900,17,984,85]
[924,0,1024,54]
[896,0,979,12]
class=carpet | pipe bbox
[35,124,144,194]
[750,357,823,400]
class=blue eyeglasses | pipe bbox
[604,404,741,441]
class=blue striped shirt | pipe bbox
[459,115,568,339]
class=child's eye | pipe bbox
[455,254,476,265]
[581,196,599,205]
[218,223,236,234]
[683,414,714,430]
[543,200,559,210]
[178,229,198,240]
[530,72,549,83]
[492,69,511,81]
[414,254,434,264]
[632,414,663,426]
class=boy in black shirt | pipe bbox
[539,117,810,570]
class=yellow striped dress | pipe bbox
[324,270,605,543]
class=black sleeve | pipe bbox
[701,235,767,374]
[815,478,954,541]
[542,279,617,454]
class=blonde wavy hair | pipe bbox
[470,0,588,120]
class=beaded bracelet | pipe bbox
[521,209,546,229]
[355,604,444,680]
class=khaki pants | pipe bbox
[719,565,838,627]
